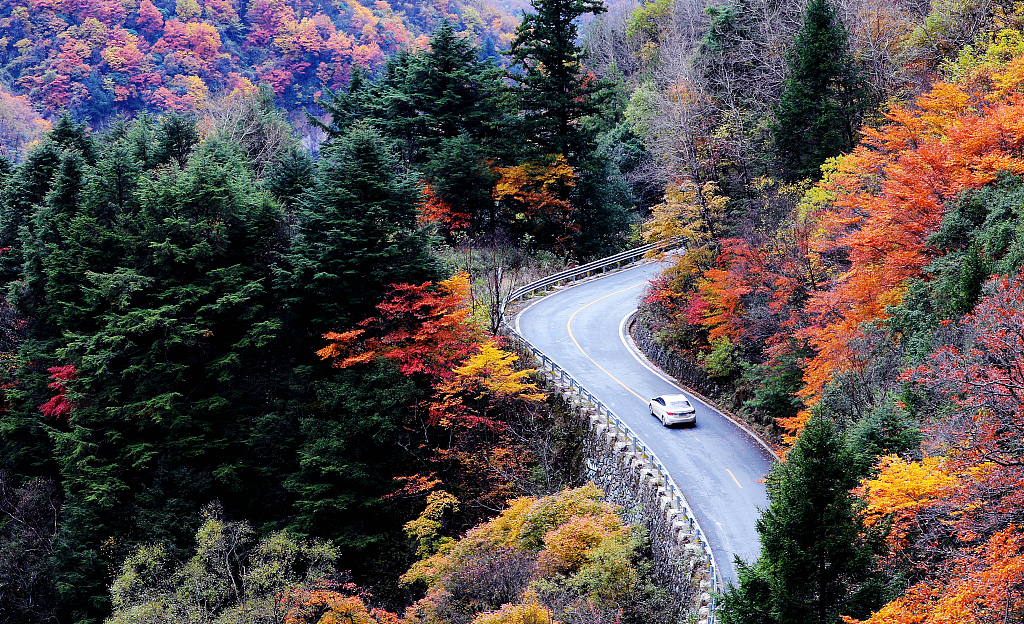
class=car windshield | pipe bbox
[667,400,690,409]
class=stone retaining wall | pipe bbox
[542,377,716,623]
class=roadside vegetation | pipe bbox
[3,0,1024,621]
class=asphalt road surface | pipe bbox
[515,261,777,585]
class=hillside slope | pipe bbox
[0,0,519,133]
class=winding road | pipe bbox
[515,261,776,585]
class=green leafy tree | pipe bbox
[772,0,865,180]
[720,414,882,624]
[106,504,344,624]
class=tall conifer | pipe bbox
[720,414,882,624]
[772,0,864,180]
[285,123,439,335]
[508,0,611,162]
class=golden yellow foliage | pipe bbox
[404,491,460,559]
[448,341,546,403]
[643,179,728,258]
[858,455,959,529]
[469,602,557,624]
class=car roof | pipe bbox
[658,394,690,402]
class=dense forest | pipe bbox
[3,0,1024,621]
[0,0,523,141]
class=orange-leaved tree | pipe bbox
[784,55,1024,439]
[318,272,480,385]
[318,272,547,520]
[848,273,1024,623]
[493,155,577,250]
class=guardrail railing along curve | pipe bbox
[499,238,720,623]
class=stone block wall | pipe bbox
[546,379,718,624]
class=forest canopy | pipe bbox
[5,0,1024,622]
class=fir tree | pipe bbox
[720,414,882,624]
[154,112,201,169]
[772,0,864,180]
[285,123,440,335]
[508,0,612,163]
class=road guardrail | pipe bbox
[500,238,721,623]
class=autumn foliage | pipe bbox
[38,364,78,419]
[842,274,1024,623]
[642,27,1024,622]
[0,0,518,121]
[655,44,1024,440]
[319,271,547,516]
[400,484,648,624]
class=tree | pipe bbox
[376,20,505,157]
[846,272,1024,624]
[106,504,399,624]
[346,21,508,235]
[154,112,201,169]
[209,84,299,180]
[284,122,440,335]
[772,0,865,180]
[507,0,612,163]
[21,132,287,623]
[0,474,60,624]
[720,414,881,624]
[401,484,675,624]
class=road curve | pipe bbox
[515,261,776,584]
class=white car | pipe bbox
[649,394,696,427]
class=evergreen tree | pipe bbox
[421,133,499,231]
[720,414,882,624]
[375,20,505,159]
[506,0,633,257]
[284,123,440,336]
[572,153,632,258]
[284,364,415,547]
[311,67,373,141]
[0,116,96,283]
[14,134,287,623]
[266,145,314,209]
[772,0,865,180]
[507,0,612,163]
[154,112,201,169]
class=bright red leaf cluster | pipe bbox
[38,364,78,419]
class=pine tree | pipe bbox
[285,123,440,335]
[0,116,96,283]
[720,414,882,624]
[508,0,612,163]
[266,145,314,209]
[772,0,864,180]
